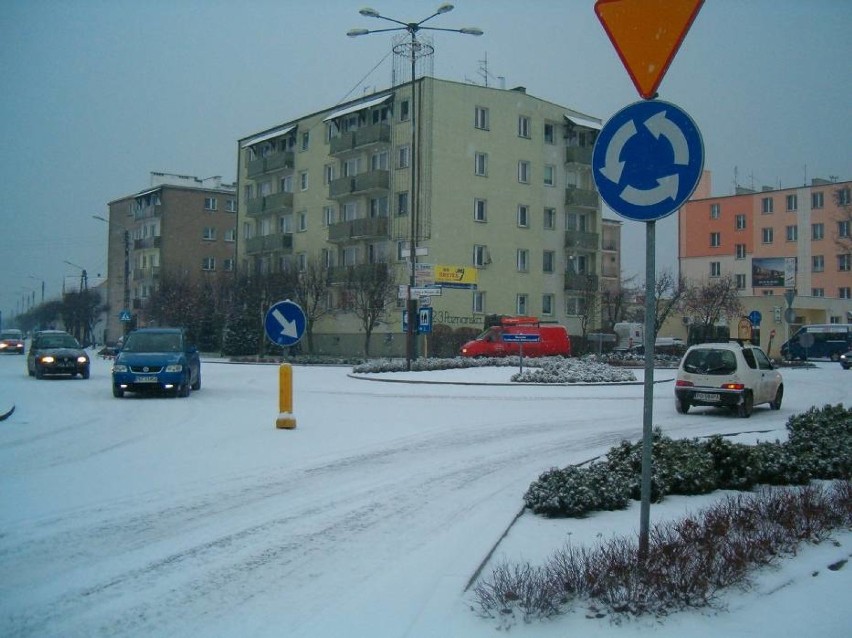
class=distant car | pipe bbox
[27,330,90,379]
[111,327,201,398]
[674,341,783,418]
[0,329,25,355]
[840,351,852,370]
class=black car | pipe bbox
[841,351,852,370]
[27,330,90,379]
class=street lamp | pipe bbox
[28,275,45,304]
[348,4,482,370]
[63,260,88,293]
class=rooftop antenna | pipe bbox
[474,52,504,88]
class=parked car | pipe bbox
[780,324,852,361]
[840,351,851,370]
[674,341,783,418]
[111,327,200,398]
[0,329,25,354]
[460,316,571,358]
[27,330,90,379]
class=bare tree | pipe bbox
[682,275,743,340]
[286,256,332,354]
[342,261,398,357]
[652,269,687,337]
[600,275,638,331]
[574,275,600,355]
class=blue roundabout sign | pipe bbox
[593,100,704,222]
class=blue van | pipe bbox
[780,324,852,361]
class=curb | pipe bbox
[347,374,675,387]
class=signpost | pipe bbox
[593,0,704,562]
[264,299,306,430]
[501,332,540,373]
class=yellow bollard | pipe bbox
[276,363,297,429]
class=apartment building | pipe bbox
[678,171,852,352]
[237,77,614,356]
[102,173,237,343]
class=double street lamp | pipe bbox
[349,4,482,370]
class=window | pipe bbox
[518,115,531,138]
[323,205,335,226]
[735,274,746,289]
[298,252,308,272]
[710,261,721,277]
[761,197,774,213]
[397,192,409,217]
[762,227,774,244]
[280,175,293,192]
[324,164,334,185]
[298,211,307,232]
[840,287,851,299]
[735,243,746,259]
[786,194,798,211]
[473,291,485,314]
[543,250,555,273]
[735,214,746,230]
[517,160,530,184]
[786,225,798,241]
[542,294,554,316]
[474,106,489,130]
[371,150,388,171]
[516,294,528,315]
[839,220,850,238]
[368,196,388,218]
[300,131,310,151]
[204,197,217,211]
[224,228,236,242]
[225,199,236,213]
[474,152,488,176]
[278,214,292,233]
[202,227,216,241]
[543,208,556,230]
[543,164,555,186]
[812,192,824,209]
[812,255,824,272]
[710,232,721,247]
[259,181,272,196]
[397,145,410,169]
[222,258,234,272]
[201,257,215,271]
[544,123,555,144]
[812,288,824,297]
[812,223,824,240]
[710,203,720,219]
[342,201,357,221]
[516,249,529,272]
[343,157,359,177]
[566,296,586,316]
[838,254,851,272]
[474,198,487,222]
[399,99,410,122]
[299,170,309,191]
[473,244,488,267]
[517,204,529,227]
[838,187,851,205]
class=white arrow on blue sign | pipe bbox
[593,100,704,222]
[264,299,306,347]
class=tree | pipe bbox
[681,275,743,341]
[284,256,332,354]
[652,269,687,337]
[574,274,600,355]
[600,275,637,331]
[342,261,398,357]
[60,289,102,345]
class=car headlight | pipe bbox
[41,355,55,363]
[77,356,89,364]
[165,364,183,373]
[113,364,128,373]
[0,344,7,350]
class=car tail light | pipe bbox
[722,383,745,390]
[675,380,694,387]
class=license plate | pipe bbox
[695,392,720,402]
[135,375,159,383]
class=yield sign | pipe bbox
[595,0,704,99]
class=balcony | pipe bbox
[564,230,599,251]
[133,204,161,221]
[328,170,390,199]
[132,266,160,282]
[329,123,391,155]
[245,191,294,217]
[328,216,389,243]
[133,236,161,250]
[246,151,294,178]
[328,263,390,284]
[564,272,598,291]
[244,233,294,255]
[565,186,599,209]
[565,146,593,165]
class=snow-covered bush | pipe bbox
[511,358,636,384]
[523,463,630,517]
[785,404,852,480]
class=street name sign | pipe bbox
[501,333,541,343]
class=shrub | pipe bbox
[784,404,852,480]
[523,463,631,517]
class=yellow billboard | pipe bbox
[434,265,478,288]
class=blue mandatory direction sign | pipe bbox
[264,299,306,347]
[593,100,704,222]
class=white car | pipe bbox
[674,341,783,418]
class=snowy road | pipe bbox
[0,354,847,637]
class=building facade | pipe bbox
[678,172,852,354]
[102,173,237,343]
[237,77,614,356]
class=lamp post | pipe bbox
[28,275,45,305]
[349,4,482,370]
[63,260,88,293]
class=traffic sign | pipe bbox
[264,299,306,347]
[593,99,704,221]
[501,333,541,343]
[748,310,762,326]
[595,0,704,99]
[418,307,433,334]
[119,309,132,322]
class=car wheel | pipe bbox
[178,377,190,398]
[81,366,90,380]
[191,371,201,391]
[769,386,783,410]
[675,397,690,414]
[35,365,44,380]
[737,392,753,418]
[113,385,124,398]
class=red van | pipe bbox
[460,316,571,358]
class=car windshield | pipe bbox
[123,333,182,353]
[40,335,80,349]
[683,349,737,375]
[1,330,23,339]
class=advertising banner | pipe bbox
[752,257,786,287]
[434,265,478,288]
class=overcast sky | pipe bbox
[1,0,850,323]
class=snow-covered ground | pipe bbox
[0,353,849,637]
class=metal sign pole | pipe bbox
[639,220,655,561]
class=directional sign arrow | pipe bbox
[621,174,679,206]
[271,308,299,339]
[599,119,635,184]
[644,111,689,165]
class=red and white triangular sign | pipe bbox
[595,0,704,99]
